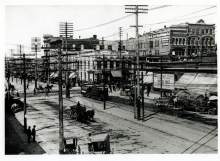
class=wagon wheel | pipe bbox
[66,110,72,118]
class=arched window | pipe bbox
[179,38,182,45]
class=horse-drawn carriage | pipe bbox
[34,84,53,93]
[63,133,111,154]
[87,133,111,154]
[65,102,95,123]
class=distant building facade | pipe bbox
[125,19,216,59]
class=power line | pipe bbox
[103,11,216,40]
[146,12,216,27]
[145,6,216,27]
[75,5,172,32]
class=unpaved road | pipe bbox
[15,94,217,154]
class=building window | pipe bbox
[84,61,86,70]
[155,40,159,47]
[155,50,159,55]
[179,38,182,45]
[149,41,153,48]
[206,29,209,34]
[97,61,101,70]
[201,29,204,34]
[88,61,90,69]
[110,61,114,69]
[210,29,213,34]
[196,28,200,35]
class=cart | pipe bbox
[63,137,79,154]
[65,103,95,122]
[88,133,111,154]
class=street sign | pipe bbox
[153,73,175,90]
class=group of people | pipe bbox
[26,125,36,143]
[108,84,121,93]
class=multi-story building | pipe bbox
[186,19,215,56]
[125,19,216,60]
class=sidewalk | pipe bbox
[109,89,161,100]
[5,113,46,154]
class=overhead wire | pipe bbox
[75,5,172,32]
[102,6,216,39]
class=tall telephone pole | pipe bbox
[31,37,41,90]
[59,22,73,98]
[125,5,148,119]
[13,51,34,131]
[17,45,24,84]
[119,27,123,60]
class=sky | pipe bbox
[4,5,217,57]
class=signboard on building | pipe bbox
[153,73,175,90]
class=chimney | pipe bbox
[93,35,97,39]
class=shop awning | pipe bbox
[111,70,122,77]
[69,72,77,79]
[143,72,153,84]
[187,73,217,94]
[175,73,197,89]
[175,73,217,94]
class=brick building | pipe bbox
[125,19,216,61]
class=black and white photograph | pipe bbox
[1,0,219,160]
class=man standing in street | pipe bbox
[32,125,36,142]
[27,126,32,143]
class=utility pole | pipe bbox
[50,39,64,153]
[58,44,64,154]
[119,27,123,88]
[59,22,73,98]
[35,44,38,88]
[102,37,104,49]
[13,51,34,131]
[125,5,148,119]
[103,55,106,110]
[31,37,41,90]
[23,54,27,131]
[119,27,123,60]
[17,45,23,85]
[141,72,145,121]
[160,57,163,97]
[9,49,14,82]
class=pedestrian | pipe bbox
[173,95,178,108]
[147,84,151,97]
[27,126,32,143]
[31,125,36,142]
